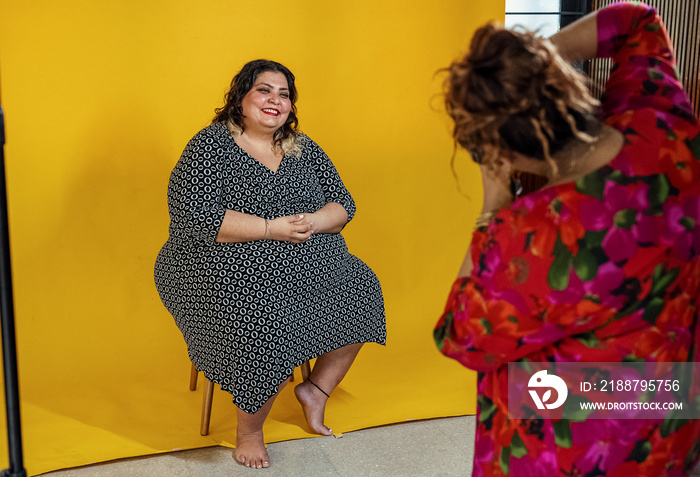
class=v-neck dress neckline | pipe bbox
[230,137,286,174]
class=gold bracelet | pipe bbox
[473,211,497,230]
[264,219,272,239]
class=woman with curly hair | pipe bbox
[434,3,699,475]
[155,59,386,469]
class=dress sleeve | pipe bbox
[166,129,227,244]
[434,190,618,372]
[305,137,356,222]
[595,2,693,119]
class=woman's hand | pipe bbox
[269,214,313,243]
[300,203,348,234]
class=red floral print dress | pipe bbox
[434,3,700,475]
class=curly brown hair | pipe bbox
[444,23,599,176]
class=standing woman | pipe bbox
[155,59,386,469]
[435,2,699,475]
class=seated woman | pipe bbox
[154,59,386,469]
[435,2,699,475]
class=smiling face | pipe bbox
[240,71,292,135]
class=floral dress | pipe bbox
[434,3,700,475]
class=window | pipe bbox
[505,0,589,37]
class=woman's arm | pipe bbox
[552,3,674,65]
[216,203,346,243]
[305,202,348,234]
[457,164,513,278]
[216,210,314,244]
[549,10,598,62]
[456,248,474,278]
[215,210,268,243]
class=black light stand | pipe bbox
[0,74,27,477]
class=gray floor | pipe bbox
[40,416,476,477]
[38,415,700,477]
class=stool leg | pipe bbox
[200,377,214,436]
[300,360,311,381]
[189,363,198,391]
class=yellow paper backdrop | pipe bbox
[0,1,503,474]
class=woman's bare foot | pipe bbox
[294,381,332,436]
[235,430,270,469]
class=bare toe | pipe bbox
[235,430,270,469]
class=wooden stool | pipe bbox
[189,361,312,435]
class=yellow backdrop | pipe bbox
[0,1,503,474]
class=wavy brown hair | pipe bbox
[213,59,301,157]
[445,23,599,176]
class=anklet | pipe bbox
[307,378,330,397]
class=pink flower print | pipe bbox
[606,180,650,215]
[631,212,661,244]
[510,450,558,477]
[662,197,700,261]
[602,226,638,262]
[578,180,651,262]
[471,434,494,477]
[582,262,626,308]
[571,419,647,473]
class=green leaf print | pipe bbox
[563,394,596,422]
[548,237,571,291]
[433,312,452,350]
[574,331,600,348]
[518,359,535,374]
[499,446,511,475]
[680,217,695,232]
[510,432,528,458]
[660,416,689,438]
[573,247,598,282]
[628,439,652,463]
[478,394,497,423]
[582,230,607,248]
[672,66,680,80]
[644,23,661,32]
[608,170,625,184]
[553,420,573,448]
[575,170,605,200]
[686,132,700,159]
[647,68,664,80]
[650,266,679,295]
[648,174,670,207]
[479,318,493,335]
[642,296,665,323]
[613,209,637,230]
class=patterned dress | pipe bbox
[434,3,700,475]
[155,122,386,413]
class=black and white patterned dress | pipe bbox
[154,122,386,413]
